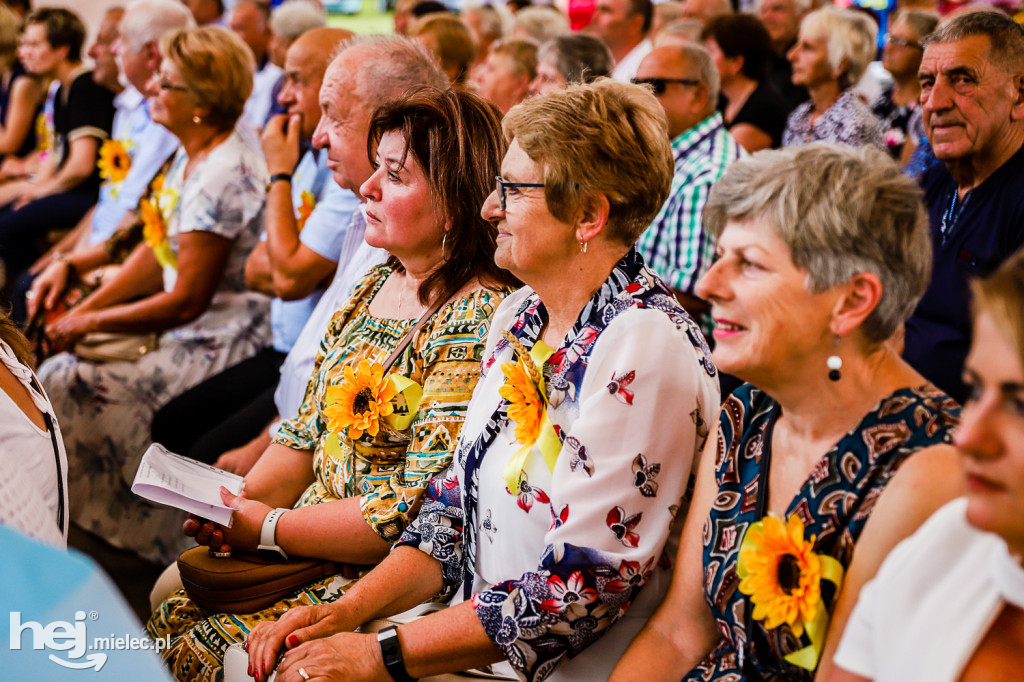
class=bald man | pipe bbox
[151,28,362,470]
[231,0,283,127]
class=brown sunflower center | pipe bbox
[353,387,375,414]
[777,553,802,594]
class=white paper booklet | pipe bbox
[131,443,244,526]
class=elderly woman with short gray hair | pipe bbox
[246,78,720,682]
[613,143,962,681]
[783,6,884,148]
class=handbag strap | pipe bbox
[30,375,64,536]
[378,281,463,374]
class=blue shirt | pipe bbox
[904,144,1024,403]
[89,87,178,245]
[269,149,360,352]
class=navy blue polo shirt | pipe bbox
[904,144,1024,404]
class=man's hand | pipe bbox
[262,113,303,176]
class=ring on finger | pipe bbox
[298,668,310,681]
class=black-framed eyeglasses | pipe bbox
[495,175,544,211]
[631,77,701,96]
[884,34,922,50]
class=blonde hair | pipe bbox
[160,25,255,130]
[511,5,568,44]
[491,38,538,79]
[411,13,476,84]
[502,79,673,245]
[704,143,931,344]
[0,5,21,63]
[800,6,877,89]
[973,249,1024,367]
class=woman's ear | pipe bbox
[832,57,852,82]
[829,272,883,337]
[575,194,610,245]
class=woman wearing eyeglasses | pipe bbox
[245,79,720,682]
[35,26,271,564]
[872,10,940,160]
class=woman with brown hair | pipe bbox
[148,85,518,682]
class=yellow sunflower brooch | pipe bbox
[324,359,398,440]
[98,139,131,184]
[297,190,316,231]
[737,513,845,670]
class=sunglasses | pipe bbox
[495,175,545,211]
[631,77,702,96]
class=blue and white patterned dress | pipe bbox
[38,124,270,564]
[684,383,960,681]
[398,250,721,681]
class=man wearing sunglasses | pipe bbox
[632,43,743,331]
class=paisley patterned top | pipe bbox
[684,383,960,681]
[274,264,506,543]
[398,250,721,681]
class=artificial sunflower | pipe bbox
[737,514,823,637]
[297,190,316,231]
[499,350,544,446]
[98,139,131,184]
[140,197,165,249]
[324,359,398,440]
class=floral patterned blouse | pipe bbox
[782,88,885,150]
[684,383,960,681]
[398,250,721,680]
[274,264,506,543]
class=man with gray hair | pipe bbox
[904,9,1024,403]
[633,43,744,326]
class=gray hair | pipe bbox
[654,18,704,45]
[334,34,449,113]
[757,0,810,17]
[462,3,506,43]
[678,41,720,110]
[512,6,569,44]
[270,0,326,41]
[923,8,1024,73]
[538,33,613,84]
[704,143,932,344]
[891,8,939,42]
[800,6,877,89]
[120,0,195,53]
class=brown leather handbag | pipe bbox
[177,547,358,614]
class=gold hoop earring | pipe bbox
[442,232,448,259]
[579,240,588,254]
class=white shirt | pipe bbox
[612,38,653,82]
[272,211,388,432]
[834,498,1024,682]
[243,60,284,130]
[0,340,67,547]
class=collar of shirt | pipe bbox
[671,111,725,160]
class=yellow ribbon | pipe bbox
[152,241,178,271]
[382,374,422,431]
[501,340,561,494]
[783,555,844,670]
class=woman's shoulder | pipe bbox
[200,125,267,181]
[869,384,961,442]
[423,281,514,343]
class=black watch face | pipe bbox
[258,548,285,560]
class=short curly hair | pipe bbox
[502,79,673,246]
[703,143,932,344]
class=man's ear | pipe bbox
[1009,72,1024,122]
[144,41,161,73]
[575,193,611,245]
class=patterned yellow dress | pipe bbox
[148,264,507,681]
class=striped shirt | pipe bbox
[637,111,745,296]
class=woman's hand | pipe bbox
[246,603,360,681]
[45,309,97,352]
[26,260,70,320]
[277,632,384,682]
[181,488,269,553]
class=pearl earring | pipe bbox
[192,115,200,124]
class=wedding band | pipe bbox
[208,548,232,558]
[298,668,310,681]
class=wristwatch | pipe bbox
[267,172,292,191]
[257,508,289,560]
[377,626,416,682]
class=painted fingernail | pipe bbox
[247,664,252,677]
[244,641,249,651]
[287,635,299,648]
